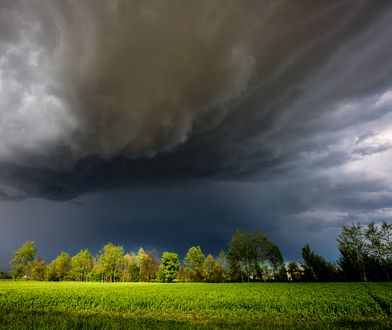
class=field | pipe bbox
[0,281,391,329]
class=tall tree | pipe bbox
[202,254,225,282]
[29,257,47,281]
[254,231,284,281]
[121,254,132,282]
[227,230,255,282]
[302,244,338,281]
[70,249,93,281]
[10,241,37,279]
[98,243,124,282]
[227,230,284,282]
[183,246,206,281]
[366,222,391,281]
[137,248,160,282]
[47,252,71,281]
[159,252,180,282]
[216,250,228,281]
[380,221,392,273]
[337,223,368,281]
[125,252,140,282]
[380,221,392,257]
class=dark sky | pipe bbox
[1,1,392,270]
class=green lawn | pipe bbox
[0,281,391,329]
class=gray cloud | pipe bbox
[0,1,392,198]
[1,1,392,265]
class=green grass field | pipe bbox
[0,281,391,329]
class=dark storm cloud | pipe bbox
[1,0,392,199]
[1,1,392,265]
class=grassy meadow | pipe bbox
[0,281,391,329]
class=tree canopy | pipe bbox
[10,241,37,279]
[2,221,391,283]
[158,252,180,282]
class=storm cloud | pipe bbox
[1,1,392,265]
[0,0,391,197]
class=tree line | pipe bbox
[1,221,390,282]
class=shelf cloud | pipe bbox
[0,0,392,199]
[1,1,392,265]
[0,0,391,203]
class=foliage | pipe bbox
[183,246,205,281]
[158,252,180,282]
[10,241,37,279]
[120,253,138,282]
[301,244,339,281]
[137,248,160,282]
[337,223,369,281]
[97,243,124,282]
[86,265,102,282]
[227,230,284,282]
[125,253,140,282]
[70,249,93,281]
[365,222,392,281]
[202,254,225,282]
[47,252,71,281]
[5,221,391,284]
[338,222,392,281]
[227,230,255,282]
[29,257,47,281]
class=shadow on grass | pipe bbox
[0,307,391,329]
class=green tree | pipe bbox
[183,246,205,281]
[202,254,216,282]
[302,244,338,281]
[29,257,47,281]
[337,223,368,281]
[137,248,149,281]
[10,241,37,279]
[70,249,93,281]
[366,222,391,281]
[47,252,71,281]
[178,266,192,282]
[202,254,225,282]
[254,231,284,281]
[227,230,284,282]
[137,248,160,282]
[216,250,228,281]
[121,254,132,282]
[158,252,180,282]
[380,221,392,280]
[120,253,140,282]
[227,230,255,282]
[87,259,102,282]
[127,252,140,282]
[98,243,124,282]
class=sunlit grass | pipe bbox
[0,281,391,329]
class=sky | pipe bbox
[1,1,392,270]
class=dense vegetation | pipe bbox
[1,221,391,283]
[0,281,391,329]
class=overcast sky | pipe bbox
[1,1,392,269]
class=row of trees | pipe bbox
[286,221,392,282]
[2,221,391,282]
[338,222,391,281]
[8,242,178,282]
[4,230,285,282]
